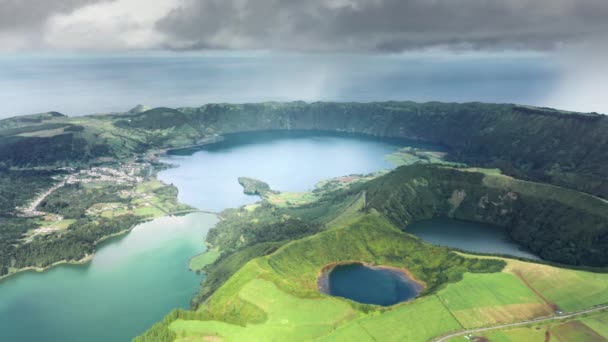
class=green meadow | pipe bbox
[189,250,222,272]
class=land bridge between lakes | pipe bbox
[165,209,219,216]
[142,200,219,216]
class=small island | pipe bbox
[237,177,278,197]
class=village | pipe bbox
[17,162,149,217]
[15,162,155,240]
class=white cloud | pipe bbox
[43,0,179,50]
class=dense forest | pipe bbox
[0,171,57,276]
[0,170,57,214]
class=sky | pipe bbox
[0,0,607,115]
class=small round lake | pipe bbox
[406,218,540,260]
[319,263,423,306]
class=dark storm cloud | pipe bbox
[0,0,108,32]
[156,0,608,52]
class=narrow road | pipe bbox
[432,304,608,342]
[18,178,66,217]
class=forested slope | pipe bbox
[363,165,608,266]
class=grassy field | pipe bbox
[505,260,608,311]
[317,296,462,342]
[477,327,548,342]
[172,278,358,341]
[266,191,319,207]
[581,311,608,338]
[385,147,458,167]
[551,320,606,341]
[189,250,222,272]
[29,218,76,230]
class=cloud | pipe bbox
[0,0,107,31]
[0,0,110,51]
[1,0,607,53]
[155,0,608,52]
[44,0,179,50]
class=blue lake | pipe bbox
[158,130,424,211]
[320,263,423,306]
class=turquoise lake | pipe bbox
[0,213,218,342]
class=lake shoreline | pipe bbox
[0,225,140,282]
[0,207,216,282]
[0,254,95,282]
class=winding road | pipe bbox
[432,304,608,341]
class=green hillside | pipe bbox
[364,165,608,266]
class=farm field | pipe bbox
[504,260,608,311]
[448,310,608,342]
[437,272,552,328]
